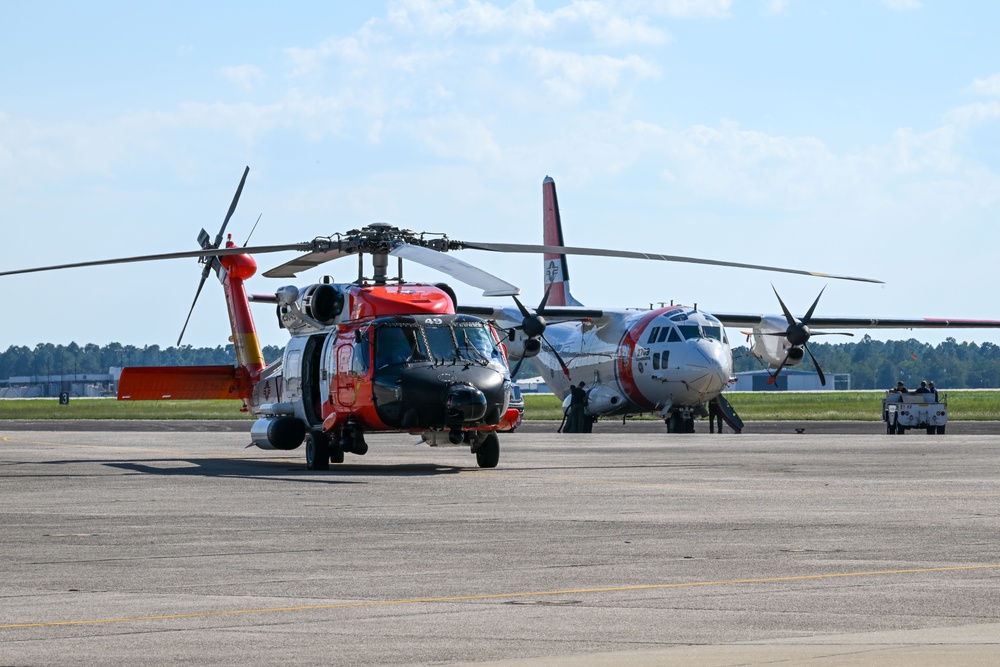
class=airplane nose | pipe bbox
[683,341,731,398]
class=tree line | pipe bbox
[0,343,284,378]
[732,335,1000,389]
[2,336,1000,389]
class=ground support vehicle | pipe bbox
[883,392,947,434]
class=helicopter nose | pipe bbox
[445,383,488,423]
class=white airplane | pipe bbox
[463,177,1000,433]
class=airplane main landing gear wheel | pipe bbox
[306,430,331,470]
[475,432,500,469]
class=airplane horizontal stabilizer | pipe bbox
[118,365,239,401]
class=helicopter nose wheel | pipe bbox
[473,432,500,468]
[305,429,331,470]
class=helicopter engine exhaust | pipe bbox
[250,416,306,451]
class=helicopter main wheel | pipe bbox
[475,432,500,469]
[306,430,331,470]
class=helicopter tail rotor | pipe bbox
[177,166,250,345]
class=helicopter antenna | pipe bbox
[243,213,262,247]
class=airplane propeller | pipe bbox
[509,285,570,380]
[177,166,250,346]
[762,286,854,386]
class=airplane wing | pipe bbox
[712,313,1000,330]
[457,305,605,326]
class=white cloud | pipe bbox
[764,0,790,15]
[221,64,265,91]
[621,0,732,19]
[524,47,660,103]
[945,102,1000,130]
[966,74,1000,96]
[882,0,920,10]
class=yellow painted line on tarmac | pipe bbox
[471,470,1000,497]
[4,563,1000,630]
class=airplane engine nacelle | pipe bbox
[750,316,805,369]
[504,331,541,360]
[584,385,626,416]
[250,416,306,451]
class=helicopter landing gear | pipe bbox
[473,432,500,469]
[306,429,331,471]
[338,421,368,456]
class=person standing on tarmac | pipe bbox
[708,399,724,433]
[565,382,588,433]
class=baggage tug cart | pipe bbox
[882,391,947,435]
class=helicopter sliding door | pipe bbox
[299,334,326,426]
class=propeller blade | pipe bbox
[0,242,314,278]
[767,352,792,385]
[389,243,520,296]
[512,295,532,320]
[510,356,525,379]
[771,285,797,327]
[804,343,827,386]
[541,333,571,380]
[809,331,855,337]
[537,283,553,311]
[178,269,210,346]
[801,285,826,324]
[461,241,883,284]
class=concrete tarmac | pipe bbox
[3,426,1000,665]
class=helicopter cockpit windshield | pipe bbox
[374,319,505,369]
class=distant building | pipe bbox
[0,369,120,399]
[730,370,850,392]
[514,377,551,393]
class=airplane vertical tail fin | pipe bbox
[542,176,583,307]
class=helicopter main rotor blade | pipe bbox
[262,247,354,278]
[0,242,314,278]
[389,243,520,297]
[461,242,882,284]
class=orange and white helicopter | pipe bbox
[464,177,1000,433]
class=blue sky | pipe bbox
[2,1,999,351]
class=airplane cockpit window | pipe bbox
[646,327,660,345]
[670,312,689,322]
[667,328,682,343]
[678,325,701,340]
[703,326,723,341]
[657,328,671,343]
